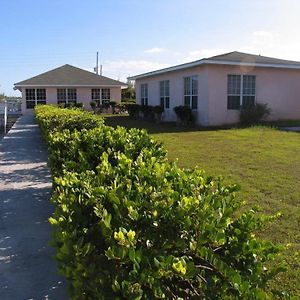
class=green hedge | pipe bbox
[35,105,287,299]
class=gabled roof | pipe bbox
[128,51,300,80]
[14,64,127,87]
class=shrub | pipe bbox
[125,103,140,118]
[65,102,75,108]
[50,159,284,300]
[121,99,136,104]
[140,105,154,121]
[90,101,96,111]
[109,101,117,114]
[35,105,103,136]
[75,102,84,109]
[240,103,271,125]
[174,105,193,125]
[153,105,164,122]
[35,105,286,299]
[47,126,166,177]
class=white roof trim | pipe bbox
[14,84,127,88]
[128,59,300,80]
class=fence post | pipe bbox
[4,103,7,134]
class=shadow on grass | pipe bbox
[103,115,236,134]
[104,115,300,134]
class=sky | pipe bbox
[1,0,300,96]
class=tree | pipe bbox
[121,79,136,102]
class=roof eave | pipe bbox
[128,60,300,80]
[14,84,127,88]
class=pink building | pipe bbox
[128,51,300,126]
[14,64,127,114]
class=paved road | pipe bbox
[0,115,67,300]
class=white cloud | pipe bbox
[144,47,166,54]
[102,59,170,81]
[186,48,229,62]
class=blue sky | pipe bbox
[1,0,300,95]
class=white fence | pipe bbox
[0,102,7,133]
[6,99,22,114]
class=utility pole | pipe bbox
[94,51,99,75]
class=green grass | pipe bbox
[104,116,300,297]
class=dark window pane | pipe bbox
[228,75,241,95]
[92,89,100,100]
[36,89,46,100]
[26,89,35,100]
[160,97,164,108]
[102,88,110,101]
[184,96,190,107]
[57,89,66,101]
[165,97,170,109]
[192,96,198,110]
[242,96,255,108]
[26,101,35,109]
[68,89,77,101]
[227,96,240,110]
[37,100,46,105]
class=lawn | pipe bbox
[105,115,300,297]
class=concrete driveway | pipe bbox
[0,115,67,299]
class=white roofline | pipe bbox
[128,59,300,80]
[14,84,127,88]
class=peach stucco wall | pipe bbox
[206,65,300,125]
[135,64,300,126]
[135,66,210,125]
[21,86,121,114]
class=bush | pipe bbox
[240,103,271,125]
[35,105,286,300]
[35,105,103,136]
[75,102,84,109]
[140,105,154,121]
[125,103,140,118]
[122,99,136,104]
[153,105,164,122]
[90,101,96,111]
[174,105,193,125]
[47,126,166,177]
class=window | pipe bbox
[91,88,101,106]
[141,83,148,106]
[25,88,46,109]
[101,88,110,104]
[57,89,67,104]
[57,88,77,104]
[67,88,77,104]
[227,75,241,110]
[36,89,46,105]
[184,76,198,109]
[227,75,256,110]
[160,80,170,109]
[242,75,256,108]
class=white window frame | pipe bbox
[101,88,111,104]
[57,88,77,104]
[227,75,256,110]
[25,88,46,109]
[183,75,198,110]
[159,80,170,109]
[141,83,148,106]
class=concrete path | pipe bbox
[0,115,67,299]
[281,126,300,132]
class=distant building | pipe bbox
[14,64,127,114]
[128,51,300,126]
